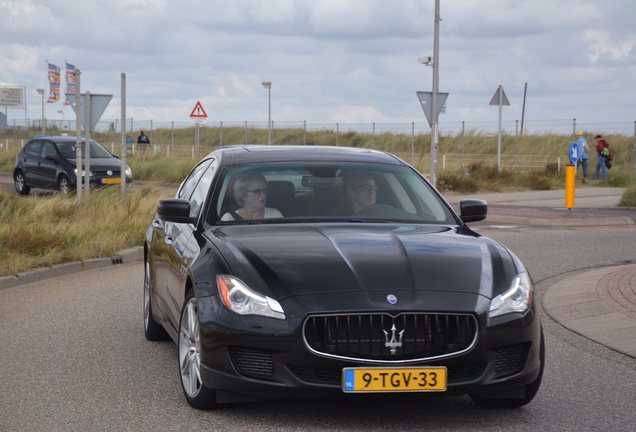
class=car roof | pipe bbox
[30,135,91,143]
[208,145,406,166]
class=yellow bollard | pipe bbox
[565,164,575,208]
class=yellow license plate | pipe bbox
[102,177,121,184]
[342,367,447,393]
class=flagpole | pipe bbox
[43,60,48,134]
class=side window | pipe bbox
[26,140,43,157]
[177,159,214,200]
[188,159,218,218]
[42,142,56,159]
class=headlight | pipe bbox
[489,272,533,318]
[217,275,285,320]
[125,165,132,177]
[74,169,92,177]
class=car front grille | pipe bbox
[92,169,121,176]
[303,313,478,363]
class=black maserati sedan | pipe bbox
[144,145,543,410]
[13,135,132,194]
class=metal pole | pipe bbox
[268,85,271,145]
[84,91,91,199]
[497,87,502,173]
[120,73,126,199]
[411,122,414,164]
[461,121,465,168]
[74,69,82,205]
[219,121,223,147]
[372,122,375,148]
[632,121,636,173]
[430,0,440,187]
[195,122,200,158]
[514,119,519,170]
[520,82,527,136]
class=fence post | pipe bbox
[372,122,375,148]
[336,123,339,146]
[515,120,519,170]
[303,120,306,145]
[220,121,223,147]
[461,121,465,169]
[411,122,414,164]
[632,121,636,173]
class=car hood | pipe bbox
[210,224,518,301]
[64,157,123,170]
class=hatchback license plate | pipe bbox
[102,178,121,184]
[342,367,447,393]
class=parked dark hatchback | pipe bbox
[13,136,132,194]
[144,145,544,410]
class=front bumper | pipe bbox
[196,294,543,401]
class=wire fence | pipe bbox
[2,118,635,173]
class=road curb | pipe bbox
[0,246,143,291]
[483,215,634,227]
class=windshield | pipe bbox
[214,162,457,224]
[56,140,113,159]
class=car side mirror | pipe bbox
[157,198,197,224]
[459,199,487,223]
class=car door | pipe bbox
[38,141,60,189]
[20,140,44,187]
[153,158,218,330]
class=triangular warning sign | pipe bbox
[489,85,510,106]
[190,101,208,118]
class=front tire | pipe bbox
[178,290,217,409]
[58,175,71,194]
[14,171,31,195]
[143,258,169,341]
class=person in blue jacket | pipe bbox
[575,131,589,182]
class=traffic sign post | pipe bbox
[489,85,510,173]
[189,101,207,158]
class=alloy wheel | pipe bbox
[179,298,202,398]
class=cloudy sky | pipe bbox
[1,0,635,133]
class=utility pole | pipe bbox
[430,0,440,187]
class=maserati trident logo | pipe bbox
[383,323,405,355]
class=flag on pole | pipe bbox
[65,61,76,106]
[47,62,60,103]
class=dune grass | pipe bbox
[0,184,167,277]
[1,127,635,277]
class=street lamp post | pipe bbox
[262,81,271,145]
[36,88,45,134]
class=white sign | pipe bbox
[416,91,449,127]
[66,93,113,130]
[0,86,25,108]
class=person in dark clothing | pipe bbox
[137,131,150,154]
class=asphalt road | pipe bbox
[1,225,635,431]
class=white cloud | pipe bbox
[1,0,635,131]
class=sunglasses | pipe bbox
[247,188,268,195]
[352,185,379,193]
